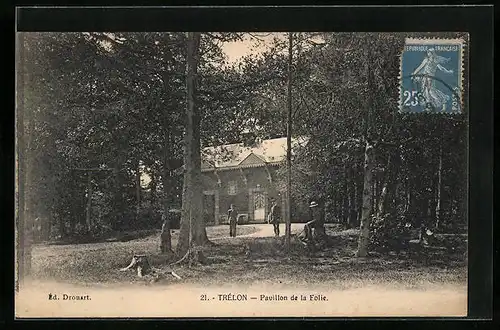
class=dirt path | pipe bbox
[237,223,304,238]
[210,223,305,241]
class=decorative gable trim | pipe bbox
[238,152,266,166]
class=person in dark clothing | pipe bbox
[228,204,237,237]
[300,201,324,249]
[269,199,281,237]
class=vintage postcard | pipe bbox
[15,31,469,318]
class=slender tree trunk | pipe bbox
[150,173,156,205]
[348,167,357,228]
[41,213,51,241]
[378,150,401,216]
[333,190,338,222]
[23,82,34,277]
[71,188,81,234]
[149,171,157,218]
[356,37,376,258]
[16,32,30,290]
[135,162,141,222]
[378,154,391,216]
[354,169,361,227]
[85,172,93,230]
[435,145,443,229]
[356,141,374,257]
[405,180,411,214]
[161,128,173,253]
[371,173,377,215]
[285,32,293,250]
[342,189,347,225]
[176,174,190,255]
[112,160,125,231]
[346,169,352,228]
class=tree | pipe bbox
[16,32,31,289]
[175,32,205,259]
[285,32,293,250]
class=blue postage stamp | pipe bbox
[399,38,465,113]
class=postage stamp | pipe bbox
[399,38,465,113]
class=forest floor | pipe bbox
[20,224,468,317]
[30,223,467,288]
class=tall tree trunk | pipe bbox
[159,44,174,253]
[346,169,352,228]
[85,172,93,231]
[356,141,374,257]
[16,32,30,290]
[150,171,156,211]
[371,173,377,215]
[112,163,123,231]
[41,214,51,241]
[356,36,375,258]
[378,154,391,216]
[135,162,141,222]
[57,212,65,238]
[333,190,339,222]
[411,175,428,229]
[160,128,173,253]
[435,144,443,229]
[348,167,357,228]
[23,84,34,277]
[176,32,205,257]
[405,178,411,214]
[355,168,361,227]
[149,170,158,226]
[378,149,401,216]
[285,32,293,250]
[339,164,345,224]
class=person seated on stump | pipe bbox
[300,200,325,249]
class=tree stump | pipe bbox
[120,255,181,280]
[120,255,151,277]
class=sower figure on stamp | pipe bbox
[411,48,454,112]
[269,199,281,237]
[228,204,237,237]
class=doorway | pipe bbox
[253,191,266,222]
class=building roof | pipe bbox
[201,136,308,172]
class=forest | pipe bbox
[16,32,468,278]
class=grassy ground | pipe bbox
[31,224,467,290]
[31,225,258,284]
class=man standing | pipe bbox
[228,204,237,237]
[269,199,281,237]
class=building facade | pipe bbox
[201,137,299,225]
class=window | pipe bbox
[228,181,238,195]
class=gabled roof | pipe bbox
[239,153,267,166]
[201,136,308,172]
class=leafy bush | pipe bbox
[370,213,413,253]
[88,222,113,238]
[71,222,113,242]
[73,223,89,239]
